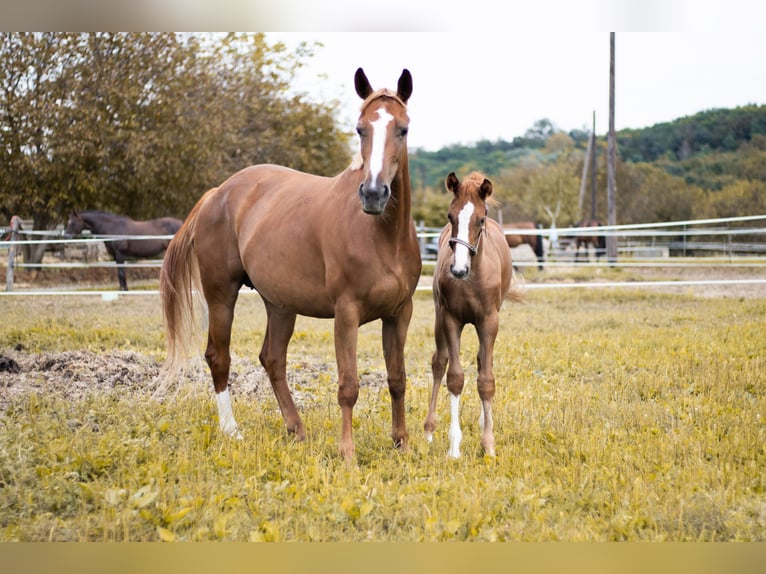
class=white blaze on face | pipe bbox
[369,106,394,187]
[452,201,475,274]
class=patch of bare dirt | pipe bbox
[0,348,363,412]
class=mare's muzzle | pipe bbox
[359,183,391,215]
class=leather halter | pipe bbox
[448,218,485,256]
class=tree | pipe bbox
[0,33,352,263]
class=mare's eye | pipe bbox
[399,127,409,138]
[447,213,454,224]
[356,127,366,137]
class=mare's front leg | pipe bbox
[476,312,500,457]
[334,304,361,463]
[382,298,414,451]
[259,303,305,440]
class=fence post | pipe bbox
[5,215,21,292]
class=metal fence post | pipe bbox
[5,215,21,292]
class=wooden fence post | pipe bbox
[5,215,21,292]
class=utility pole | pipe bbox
[590,111,596,220]
[607,32,618,264]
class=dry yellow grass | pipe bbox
[0,280,764,541]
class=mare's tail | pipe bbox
[154,188,216,396]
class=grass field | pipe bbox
[0,275,764,541]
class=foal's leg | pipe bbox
[425,309,448,442]
[259,303,305,440]
[382,298,413,451]
[443,315,465,459]
[476,312,500,456]
[204,288,242,439]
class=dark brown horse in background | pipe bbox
[574,219,606,262]
[503,221,545,270]
[64,210,182,290]
[159,68,421,463]
[424,172,521,458]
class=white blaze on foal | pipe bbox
[452,201,475,275]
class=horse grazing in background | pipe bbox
[65,210,182,291]
[159,68,421,463]
[574,219,606,262]
[503,221,545,270]
[424,172,521,459]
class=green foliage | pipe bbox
[411,106,766,226]
[618,105,766,163]
[0,33,351,241]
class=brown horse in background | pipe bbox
[424,172,520,458]
[159,68,421,463]
[64,210,182,291]
[574,219,606,262]
[504,221,545,270]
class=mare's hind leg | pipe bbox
[204,287,242,439]
[476,313,500,457]
[259,303,305,441]
[424,310,448,442]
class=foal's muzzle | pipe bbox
[359,183,391,215]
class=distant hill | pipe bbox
[617,104,766,162]
[410,104,766,192]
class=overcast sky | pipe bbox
[267,31,766,151]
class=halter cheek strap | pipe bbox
[448,224,484,256]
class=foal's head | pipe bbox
[445,172,493,278]
[353,67,412,215]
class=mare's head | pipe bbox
[353,67,412,215]
[64,210,88,237]
[445,172,493,279]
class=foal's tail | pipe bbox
[155,188,215,396]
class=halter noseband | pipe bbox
[448,219,485,256]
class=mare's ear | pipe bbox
[397,69,412,103]
[479,178,493,200]
[445,172,460,195]
[355,68,373,100]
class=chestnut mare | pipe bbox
[159,68,421,462]
[424,172,520,458]
[503,221,545,270]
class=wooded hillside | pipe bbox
[410,106,766,227]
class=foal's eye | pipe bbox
[398,127,409,138]
[356,127,366,137]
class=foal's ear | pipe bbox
[479,178,493,200]
[355,68,373,100]
[445,172,460,194]
[397,69,412,103]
